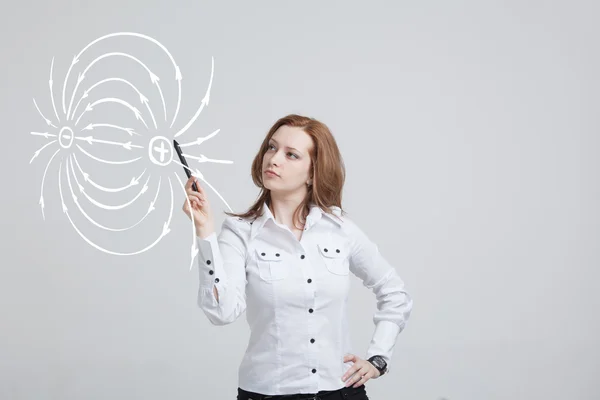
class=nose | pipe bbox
[268,149,284,166]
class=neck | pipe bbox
[268,190,309,229]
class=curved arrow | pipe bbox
[181,152,233,164]
[173,56,214,138]
[66,52,165,122]
[61,32,181,127]
[178,128,221,147]
[81,123,138,137]
[39,148,61,220]
[49,57,60,122]
[71,153,147,193]
[60,168,175,256]
[33,98,57,128]
[66,156,160,232]
[74,171,150,211]
[73,78,157,129]
[76,144,141,165]
[75,97,148,129]
[175,163,233,213]
[30,140,57,164]
[74,135,144,150]
[173,172,198,271]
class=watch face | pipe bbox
[371,356,386,369]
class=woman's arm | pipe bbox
[345,217,413,373]
[196,217,248,325]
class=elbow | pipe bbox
[196,291,246,326]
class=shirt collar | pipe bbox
[250,202,343,240]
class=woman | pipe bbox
[182,114,412,399]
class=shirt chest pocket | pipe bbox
[255,247,288,282]
[317,242,349,276]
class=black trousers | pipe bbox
[237,384,369,400]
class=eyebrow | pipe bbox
[269,139,301,153]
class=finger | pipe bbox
[346,363,369,386]
[187,191,203,203]
[353,372,370,388]
[192,176,206,195]
[185,176,195,189]
[342,366,358,381]
[345,371,361,387]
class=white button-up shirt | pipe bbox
[195,202,412,395]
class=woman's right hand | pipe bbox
[182,176,215,237]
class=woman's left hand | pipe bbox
[342,354,381,388]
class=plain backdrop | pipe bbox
[1,1,598,399]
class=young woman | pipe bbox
[182,114,412,400]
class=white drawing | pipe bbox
[30,32,233,268]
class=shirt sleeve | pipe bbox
[346,218,413,373]
[196,217,248,326]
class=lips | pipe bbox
[265,170,279,177]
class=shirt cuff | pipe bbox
[196,232,222,292]
[366,320,402,372]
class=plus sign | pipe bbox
[154,141,169,162]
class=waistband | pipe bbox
[237,384,366,400]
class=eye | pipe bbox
[288,152,299,159]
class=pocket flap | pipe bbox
[317,243,346,258]
[255,247,284,261]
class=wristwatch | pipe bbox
[367,355,387,376]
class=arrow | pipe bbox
[62,32,180,127]
[60,170,175,256]
[58,160,68,213]
[49,57,60,122]
[74,135,144,150]
[170,65,182,128]
[76,173,150,210]
[178,129,221,147]
[81,123,138,136]
[62,55,79,114]
[33,98,57,128]
[30,131,57,139]
[66,155,160,232]
[73,78,157,130]
[39,148,62,220]
[30,140,57,164]
[181,153,233,164]
[76,144,141,165]
[66,52,165,122]
[173,56,214,138]
[71,153,147,193]
[74,97,148,129]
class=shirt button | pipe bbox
[215,278,220,283]
[209,270,214,275]
[310,338,315,343]
[324,248,328,252]
[275,253,280,257]
[307,279,312,283]
[312,368,317,374]
[206,260,211,265]
[300,255,305,259]
[261,252,266,256]
[336,249,340,253]
[308,308,314,313]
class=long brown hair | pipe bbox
[224,114,346,229]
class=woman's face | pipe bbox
[262,125,314,195]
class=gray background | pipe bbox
[1,1,598,399]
